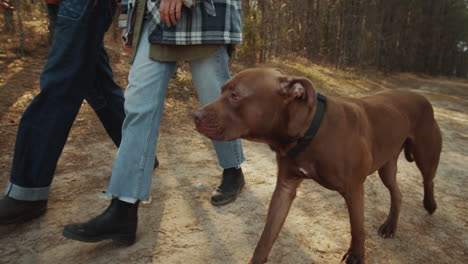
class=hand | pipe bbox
[0,0,15,11]
[159,0,184,25]
[121,28,132,52]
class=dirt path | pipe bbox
[0,50,467,264]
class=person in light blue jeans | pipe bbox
[63,0,246,245]
[107,24,245,201]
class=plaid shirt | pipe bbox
[122,0,242,45]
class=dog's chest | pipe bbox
[293,162,319,181]
[292,162,340,191]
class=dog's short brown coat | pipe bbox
[193,68,442,264]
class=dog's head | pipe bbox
[193,68,318,147]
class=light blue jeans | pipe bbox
[107,24,245,200]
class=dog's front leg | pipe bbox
[249,176,303,264]
[341,184,365,264]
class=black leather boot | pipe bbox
[154,156,159,169]
[63,198,138,245]
[211,167,245,206]
[0,196,47,224]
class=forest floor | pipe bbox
[0,26,467,264]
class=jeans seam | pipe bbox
[234,141,240,164]
[140,65,169,170]
[215,46,244,167]
[215,47,222,91]
[57,0,92,21]
[5,182,12,197]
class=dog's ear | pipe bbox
[279,76,316,105]
[279,76,317,138]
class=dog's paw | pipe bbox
[341,250,364,264]
[424,197,437,214]
[378,219,397,238]
[248,258,266,264]
[248,256,267,264]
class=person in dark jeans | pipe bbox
[0,0,158,224]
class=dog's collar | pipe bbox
[287,93,327,157]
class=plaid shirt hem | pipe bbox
[123,0,242,46]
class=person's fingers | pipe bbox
[159,0,170,25]
[122,35,132,52]
[160,0,184,25]
[121,28,129,51]
[123,45,132,52]
[169,1,177,25]
[175,1,182,20]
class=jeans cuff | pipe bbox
[220,156,245,169]
[105,189,149,201]
[5,182,50,201]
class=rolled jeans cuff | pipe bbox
[5,182,50,201]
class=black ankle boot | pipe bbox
[63,198,138,245]
[211,167,245,206]
[154,156,159,169]
[0,196,47,225]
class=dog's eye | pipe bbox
[231,92,239,101]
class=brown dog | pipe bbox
[193,68,442,264]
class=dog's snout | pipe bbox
[192,110,206,124]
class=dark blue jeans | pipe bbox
[6,0,125,200]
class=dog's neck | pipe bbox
[271,93,327,157]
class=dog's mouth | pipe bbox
[195,121,244,143]
[193,109,244,141]
[193,113,226,140]
[194,124,240,141]
[195,126,223,140]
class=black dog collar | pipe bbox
[287,93,327,157]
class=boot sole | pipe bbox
[211,182,245,206]
[0,207,47,225]
[62,230,136,246]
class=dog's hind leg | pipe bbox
[377,157,402,238]
[412,122,442,214]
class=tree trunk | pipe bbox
[3,9,15,32]
[14,0,26,56]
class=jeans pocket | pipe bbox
[57,0,92,20]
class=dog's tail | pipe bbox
[404,139,414,162]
